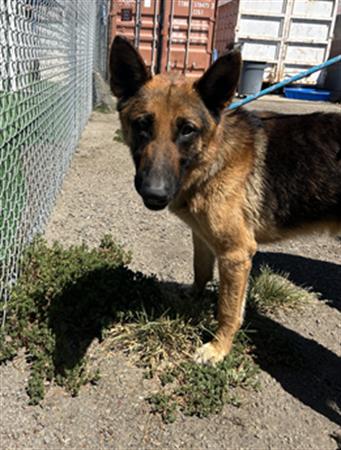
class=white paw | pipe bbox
[193,342,226,366]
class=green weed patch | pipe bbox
[113,128,124,143]
[148,331,258,422]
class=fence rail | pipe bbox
[0,0,108,320]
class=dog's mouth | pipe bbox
[143,197,169,211]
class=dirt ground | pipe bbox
[1,96,341,449]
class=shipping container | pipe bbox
[214,0,239,53]
[215,0,339,84]
[323,0,341,99]
[327,0,341,58]
[110,0,217,78]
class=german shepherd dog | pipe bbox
[109,36,341,364]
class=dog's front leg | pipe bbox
[192,232,215,295]
[194,247,254,365]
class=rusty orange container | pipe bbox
[110,0,217,78]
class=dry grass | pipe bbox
[249,265,319,313]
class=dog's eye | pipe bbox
[136,118,149,129]
[180,123,197,137]
[134,116,153,139]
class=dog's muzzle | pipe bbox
[135,175,171,210]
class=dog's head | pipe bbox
[109,36,241,211]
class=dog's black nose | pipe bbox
[140,184,169,210]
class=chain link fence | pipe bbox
[0,0,109,321]
[95,0,109,80]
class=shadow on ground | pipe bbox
[253,251,341,311]
[251,251,341,425]
[48,266,170,379]
[47,256,341,425]
[248,310,341,426]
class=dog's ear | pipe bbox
[109,35,151,100]
[194,45,241,117]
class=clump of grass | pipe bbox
[113,128,124,143]
[249,265,319,313]
[107,314,204,375]
[94,103,112,113]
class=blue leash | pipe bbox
[228,54,341,110]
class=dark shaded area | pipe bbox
[250,251,341,426]
[48,266,171,377]
[253,251,341,311]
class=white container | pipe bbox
[216,0,339,84]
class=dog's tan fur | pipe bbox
[110,36,341,364]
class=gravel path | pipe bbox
[1,97,340,450]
